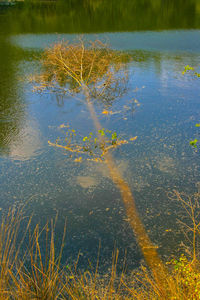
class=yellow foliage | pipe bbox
[74,157,82,162]
[129,136,138,141]
[102,110,113,115]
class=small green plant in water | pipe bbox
[182,65,200,77]
[190,138,198,148]
[168,255,200,299]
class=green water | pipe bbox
[1,0,200,33]
[0,0,200,271]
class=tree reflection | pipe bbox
[33,39,130,106]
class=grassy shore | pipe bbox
[0,206,199,299]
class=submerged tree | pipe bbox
[33,39,129,103]
[33,38,171,293]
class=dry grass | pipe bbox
[0,207,31,299]
[0,207,132,299]
[0,209,66,299]
[170,190,200,262]
[0,206,199,299]
[12,219,67,299]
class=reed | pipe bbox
[0,205,198,299]
[0,208,137,299]
[12,218,67,299]
[0,207,31,299]
[171,190,200,262]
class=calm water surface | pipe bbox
[0,0,200,271]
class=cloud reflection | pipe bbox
[9,119,42,161]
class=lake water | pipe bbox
[0,0,200,271]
